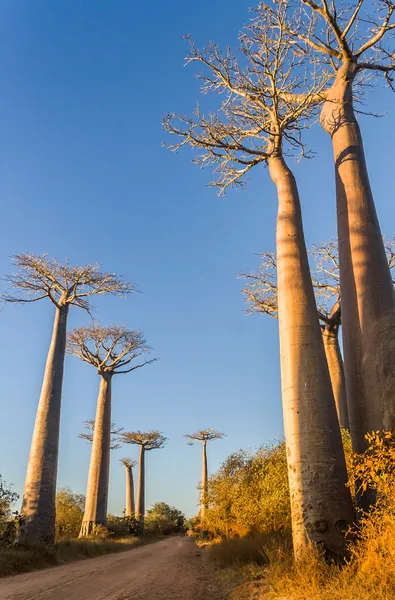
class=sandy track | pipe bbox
[0,537,221,600]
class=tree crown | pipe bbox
[120,430,168,450]
[241,238,395,325]
[184,428,225,444]
[120,457,137,469]
[67,324,157,376]
[2,253,135,311]
[78,420,123,450]
[285,0,395,87]
[164,3,328,193]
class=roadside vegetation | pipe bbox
[191,430,395,599]
[0,485,186,577]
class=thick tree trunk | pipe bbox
[79,375,112,537]
[320,62,395,463]
[270,154,354,559]
[125,465,135,517]
[19,304,69,544]
[200,441,208,536]
[321,325,349,430]
[135,445,145,530]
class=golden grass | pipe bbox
[0,537,142,577]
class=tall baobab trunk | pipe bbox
[269,155,354,559]
[135,446,145,530]
[20,304,69,544]
[124,465,135,517]
[79,375,112,537]
[200,440,208,535]
[320,303,349,431]
[320,62,395,460]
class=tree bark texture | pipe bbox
[200,441,208,535]
[79,375,112,537]
[320,62,395,459]
[135,445,145,529]
[322,326,349,430]
[270,154,354,559]
[20,305,69,544]
[125,465,135,517]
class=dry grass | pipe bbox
[0,537,142,577]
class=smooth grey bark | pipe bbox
[19,304,69,544]
[135,445,145,529]
[320,62,395,460]
[270,154,354,559]
[79,375,112,537]
[125,465,135,517]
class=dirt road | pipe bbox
[0,537,223,600]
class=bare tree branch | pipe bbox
[78,419,124,450]
[67,324,158,376]
[120,430,168,451]
[1,254,136,311]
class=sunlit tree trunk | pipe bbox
[135,445,145,530]
[269,154,354,559]
[321,325,349,430]
[79,375,112,537]
[20,304,69,544]
[320,63,395,466]
[200,440,208,536]
[124,465,135,517]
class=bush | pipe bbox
[202,442,291,539]
[55,488,85,539]
[0,474,19,540]
[145,502,186,535]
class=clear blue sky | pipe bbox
[0,1,394,518]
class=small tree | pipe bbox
[119,431,167,531]
[120,458,137,517]
[55,488,85,539]
[2,254,134,543]
[145,502,186,535]
[79,420,123,450]
[67,325,157,537]
[184,429,225,537]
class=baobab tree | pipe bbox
[242,238,395,433]
[241,246,349,429]
[79,420,124,450]
[119,431,167,530]
[120,458,137,517]
[164,4,354,558]
[184,429,224,536]
[1,254,133,543]
[283,0,395,458]
[67,325,156,537]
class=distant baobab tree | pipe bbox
[164,4,354,558]
[284,0,395,463]
[79,420,124,451]
[1,253,133,543]
[67,325,156,537]
[241,246,349,429]
[242,240,395,432]
[120,431,167,530]
[184,429,224,537]
[120,457,137,517]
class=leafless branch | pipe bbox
[78,419,124,450]
[120,430,168,451]
[1,254,136,311]
[184,428,225,444]
[67,324,157,376]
